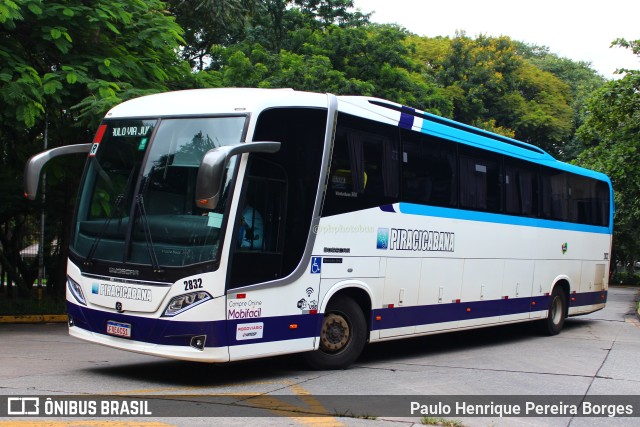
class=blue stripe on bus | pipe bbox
[67,302,322,348]
[371,297,543,330]
[67,302,229,348]
[399,106,415,129]
[397,203,612,235]
[67,290,605,348]
[570,290,608,307]
[371,290,606,331]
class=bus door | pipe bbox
[228,158,289,287]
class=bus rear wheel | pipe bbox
[538,287,567,335]
[303,295,367,370]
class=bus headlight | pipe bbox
[67,276,86,306]
[162,292,212,317]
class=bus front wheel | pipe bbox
[303,295,367,370]
[538,287,567,335]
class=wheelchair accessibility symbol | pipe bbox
[310,257,321,274]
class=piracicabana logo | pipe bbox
[377,228,389,249]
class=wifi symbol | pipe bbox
[306,287,313,297]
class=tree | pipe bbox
[169,0,370,66]
[292,0,369,29]
[516,42,605,159]
[575,39,640,277]
[167,0,259,70]
[424,33,574,155]
[0,0,190,296]
[202,24,452,114]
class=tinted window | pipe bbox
[459,146,501,212]
[401,130,457,208]
[504,158,538,216]
[323,114,400,216]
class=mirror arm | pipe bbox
[24,143,93,200]
[195,141,281,210]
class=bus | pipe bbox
[25,88,613,369]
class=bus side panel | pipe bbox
[500,259,534,322]
[226,270,322,361]
[415,258,464,333]
[380,257,421,337]
[573,261,607,314]
[458,259,505,328]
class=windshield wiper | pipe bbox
[85,167,136,266]
[135,193,163,274]
[85,193,124,266]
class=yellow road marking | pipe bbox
[0,315,67,324]
[114,380,345,427]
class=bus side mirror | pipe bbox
[195,141,281,210]
[24,143,93,200]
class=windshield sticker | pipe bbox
[207,212,223,228]
[137,137,148,151]
[88,143,99,157]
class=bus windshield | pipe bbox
[71,116,246,268]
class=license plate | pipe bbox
[106,320,131,338]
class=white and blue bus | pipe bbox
[25,89,613,369]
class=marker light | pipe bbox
[162,291,211,317]
[67,276,86,306]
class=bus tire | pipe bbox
[538,287,567,336]
[303,295,367,370]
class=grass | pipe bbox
[333,409,378,420]
[421,417,467,427]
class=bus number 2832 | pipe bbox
[184,278,203,291]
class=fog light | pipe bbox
[68,315,74,327]
[190,335,206,351]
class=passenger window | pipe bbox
[323,113,399,216]
[459,146,501,212]
[504,159,537,216]
[540,167,568,221]
[401,130,457,208]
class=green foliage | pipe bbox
[421,33,574,155]
[202,25,451,115]
[0,0,191,295]
[575,39,640,273]
[167,0,259,70]
[0,0,624,304]
[516,42,605,158]
[0,0,189,129]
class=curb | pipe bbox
[0,314,67,324]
